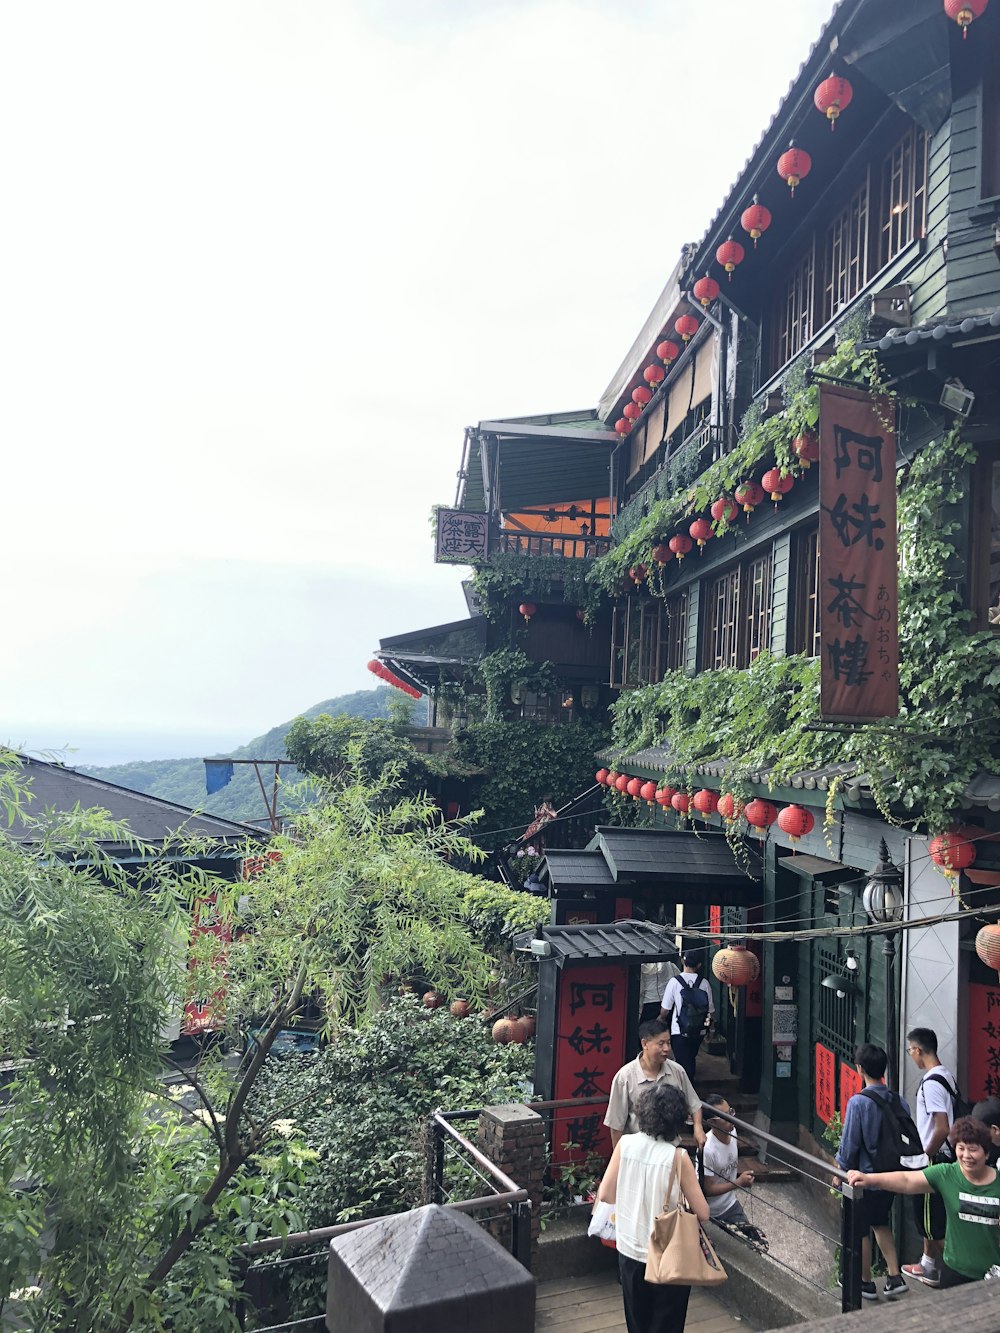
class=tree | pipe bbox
[284,711,444,795]
[0,751,532,1328]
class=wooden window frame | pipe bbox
[611,592,691,687]
[792,523,821,657]
[703,548,774,671]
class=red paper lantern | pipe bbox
[640,781,658,805]
[689,518,714,548]
[632,385,652,407]
[778,140,812,197]
[717,793,744,821]
[627,777,643,799]
[671,791,691,814]
[945,0,989,37]
[975,923,1000,972]
[762,467,795,503]
[657,339,680,367]
[814,74,854,129]
[606,771,620,788]
[675,314,700,343]
[777,804,815,841]
[615,417,632,437]
[735,481,765,514]
[929,827,977,873]
[711,496,739,524]
[716,236,745,279]
[644,363,666,390]
[655,786,674,807]
[630,562,648,585]
[623,401,641,422]
[712,945,760,987]
[367,659,383,676]
[615,774,630,793]
[518,601,536,622]
[693,789,719,817]
[793,432,820,467]
[693,275,720,308]
[652,541,671,565]
[741,194,772,247]
[744,799,778,832]
[595,768,609,786]
[668,533,693,561]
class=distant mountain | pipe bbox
[80,687,399,824]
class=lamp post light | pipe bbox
[862,839,905,1089]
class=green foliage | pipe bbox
[461,879,549,951]
[452,720,611,843]
[471,552,604,622]
[284,713,445,794]
[475,648,558,721]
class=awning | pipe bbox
[514,920,681,968]
[587,827,760,907]
[778,853,853,884]
[540,849,624,894]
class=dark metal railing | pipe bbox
[494,531,611,559]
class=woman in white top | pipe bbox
[597,1082,710,1333]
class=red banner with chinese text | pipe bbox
[819,384,898,721]
[709,906,722,942]
[840,1062,863,1121]
[550,963,629,1170]
[181,895,232,1036]
[968,981,1000,1102]
[815,1042,836,1124]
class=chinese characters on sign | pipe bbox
[819,384,899,720]
[840,1063,863,1121]
[181,895,232,1036]
[551,964,628,1168]
[815,1042,836,1124]
[434,509,489,564]
[709,905,722,942]
[968,982,1000,1100]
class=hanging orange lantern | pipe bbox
[717,793,744,821]
[814,73,854,130]
[657,339,680,368]
[644,363,666,390]
[632,385,652,408]
[671,791,691,814]
[735,481,765,514]
[518,601,537,622]
[741,194,772,247]
[929,827,978,874]
[693,274,721,307]
[945,0,989,37]
[777,804,815,841]
[693,789,719,818]
[675,313,700,343]
[793,432,820,467]
[711,496,739,524]
[778,140,812,197]
[744,799,778,833]
[712,945,760,987]
[975,923,1000,973]
[762,467,795,504]
[640,780,658,806]
[716,236,745,279]
[623,401,641,422]
[668,533,693,561]
[689,518,714,550]
[615,417,632,437]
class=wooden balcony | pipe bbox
[495,530,611,559]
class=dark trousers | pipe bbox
[618,1252,692,1333]
[669,1033,703,1082]
[640,1001,663,1024]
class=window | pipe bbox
[792,524,821,657]
[610,593,689,687]
[704,549,774,670]
[815,945,857,1065]
[773,240,817,372]
[824,174,871,321]
[971,449,1000,630]
[984,58,1000,200]
[877,124,928,270]
[518,691,574,724]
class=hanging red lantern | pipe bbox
[778,140,812,197]
[711,496,739,524]
[632,385,652,408]
[712,945,760,987]
[735,481,765,515]
[777,804,815,841]
[716,236,745,279]
[814,74,854,129]
[657,339,680,368]
[644,363,666,390]
[615,417,632,437]
[627,777,643,799]
[792,432,820,467]
[975,923,1000,973]
[945,0,989,38]
[367,659,383,676]
[929,827,978,873]
[671,791,691,814]
[606,770,620,788]
[668,533,693,561]
[623,401,641,422]
[630,562,648,585]
[740,194,772,247]
[615,774,630,793]
[689,518,714,549]
[655,786,676,807]
[762,467,795,504]
[652,541,671,565]
[595,768,609,786]
[640,780,658,805]
[717,793,744,821]
[518,601,537,622]
[675,314,700,343]
[693,275,721,308]
[744,799,778,832]
[693,789,719,817]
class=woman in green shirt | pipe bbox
[847,1117,1000,1287]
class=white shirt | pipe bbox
[916,1064,957,1152]
[640,960,679,1005]
[661,973,714,1036]
[615,1133,681,1263]
[702,1130,739,1218]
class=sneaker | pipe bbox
[883,1275,907,1299]
[902,1262,940,1287]
[861,1281,878,1300]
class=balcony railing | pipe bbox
[614,421,728,543]
[494,530,611,559]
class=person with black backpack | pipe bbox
[658,954,713,1082]
[835,1044,921,1300]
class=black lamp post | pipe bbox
[862,839,905,1090]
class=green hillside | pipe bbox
[81,687,400,824]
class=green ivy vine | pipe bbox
[472,552,604,623]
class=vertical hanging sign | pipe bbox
[819,384,898,721]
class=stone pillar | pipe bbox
[478,1103,546,1248]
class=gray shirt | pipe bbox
[603,1055,702,1135]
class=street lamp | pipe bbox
[862,839,904,1089]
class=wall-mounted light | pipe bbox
[939,378,975,419]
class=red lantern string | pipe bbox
[668,533,693,561]
[777,140,812,197]
[632,385,652,408]
[945,0,988,38]
[656,339,680,368]
[740,194,772,248]
[675,314,700,343]
[689,518,714,551]
[693,275,720,308]
[716,236,745,279]
[711,496,739,524]
[814,73,854,130]
[644,363,666,390]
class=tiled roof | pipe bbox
[514,919,681,967]
[864,307,1000,352]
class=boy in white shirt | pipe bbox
[701,1094,767,1247]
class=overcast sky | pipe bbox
[2,0,835,765]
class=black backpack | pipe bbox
[923,1072,973,1161]
[676,975,710,1038]
[860,1088,928,1172]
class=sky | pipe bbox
[2,0,836,765]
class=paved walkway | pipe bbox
[537,1268,748,1331]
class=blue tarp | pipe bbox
[204,760,235,794]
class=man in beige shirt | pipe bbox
[604,1019,706,1149]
